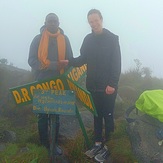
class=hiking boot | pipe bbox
[94,145,110,162]
[85,144,103,158]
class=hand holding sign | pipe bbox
[57,60,69,70]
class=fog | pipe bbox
[0,0,163,78]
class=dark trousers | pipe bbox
[91,91,117,142]
[38,114,60,148]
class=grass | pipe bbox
[0,143,49,163]
[107,119,138,163]
[64,130,94,163]
[0,113,138,162]
[0,103,139,163]
[62,119,138,163]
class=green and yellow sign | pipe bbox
[10,65,97,116]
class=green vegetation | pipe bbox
[0,119,137,162]
[0,59,163,162]
[0,143,49,163]
[108,120,137,163]
[63,120,137,163]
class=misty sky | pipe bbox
[0,0,163,78]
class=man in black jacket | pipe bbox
[69,9,121,162]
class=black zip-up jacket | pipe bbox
[69,28,121,91]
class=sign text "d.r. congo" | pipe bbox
[10,65,97,115]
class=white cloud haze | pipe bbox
[0,0,163,78]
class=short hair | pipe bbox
[45,13,59,21]
[87,9,103,19]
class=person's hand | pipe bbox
[57,60,69,70]
[105,85,115,95]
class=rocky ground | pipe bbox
[126,106,163,163]
[60,109,94,139]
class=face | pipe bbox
[88,13,103,34]
[45,14,59,33]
